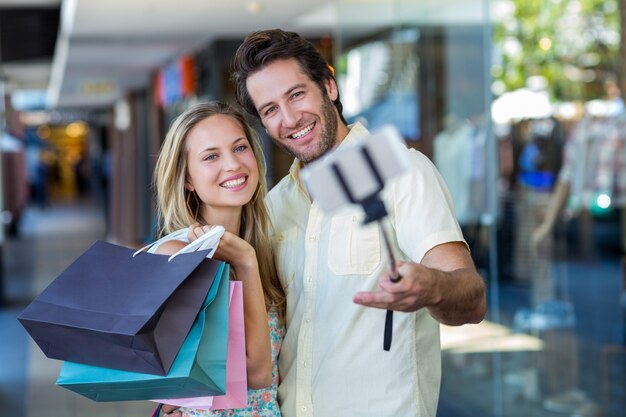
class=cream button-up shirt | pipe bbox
[267,123,465,417]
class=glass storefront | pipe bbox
[335,1,625,416]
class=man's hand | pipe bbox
[353,261,440,312]
[353,242,486,325]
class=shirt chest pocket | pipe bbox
[328,213,381,275]
[274,226,299,290]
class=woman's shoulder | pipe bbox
[150,239,187,255]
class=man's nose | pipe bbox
[281,106,301,128]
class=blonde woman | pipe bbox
[154,102,284,417]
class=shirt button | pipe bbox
[278,234,285,241]
[307,275,312,282]
[302,360,307,367]
[352,215,357,222]
[305,318,311,323]
[308,234,316,241]
[301,406,307,412]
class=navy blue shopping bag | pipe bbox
[18,240,221,376]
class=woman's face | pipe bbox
[184,114,259,214]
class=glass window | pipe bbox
[336,1,625,416]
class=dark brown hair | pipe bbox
[231,28,347,124]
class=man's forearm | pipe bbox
[426,267,487,326]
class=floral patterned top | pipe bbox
[182,310,284,417]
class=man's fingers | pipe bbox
[354,286,423,312]
[353,290,397,309]
[354,291,418,312]
[379,275,410,292]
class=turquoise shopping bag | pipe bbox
[56,262,230,402]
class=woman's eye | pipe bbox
[234,145,248,153]
[203,154,218,161]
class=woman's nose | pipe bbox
[222,152,242,171]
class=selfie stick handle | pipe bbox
[380,220,401,352]
[331,149,401,351]
[380,220,402,283]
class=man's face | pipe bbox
[246,58,341,163]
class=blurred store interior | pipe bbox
[1,1,625,417]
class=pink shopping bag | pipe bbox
[153,281,247,410]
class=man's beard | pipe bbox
[275,95,338,164]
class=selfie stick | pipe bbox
[301,125,409,351]
[331,146,401,351]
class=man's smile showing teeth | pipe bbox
[220,176,247,188]
[291,123,314,139]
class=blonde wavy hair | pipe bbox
[153,101,285,318]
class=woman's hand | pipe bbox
[159,404,182,416]
[187,223,257,272]
[187,222,213,242]
[212,231,257,272]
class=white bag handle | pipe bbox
[133,226,225,262]
[167,226,225,262]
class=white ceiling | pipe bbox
[1,0,337,108]
[1,0,488,109]
[49,0,340,108]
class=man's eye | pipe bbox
[292,91,303,99]
[264,106,277,116]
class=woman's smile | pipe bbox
[220,174,249,190]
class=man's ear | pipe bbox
[324,77,339,101]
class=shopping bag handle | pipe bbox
[167,226,225,262]
[133,226,225,262]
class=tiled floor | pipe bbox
[0,200,154,417]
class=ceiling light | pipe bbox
[246,1,263,15]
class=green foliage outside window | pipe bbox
[492,0,620,101]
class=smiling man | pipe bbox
[243,58,345,164]
[232,29,486,417]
